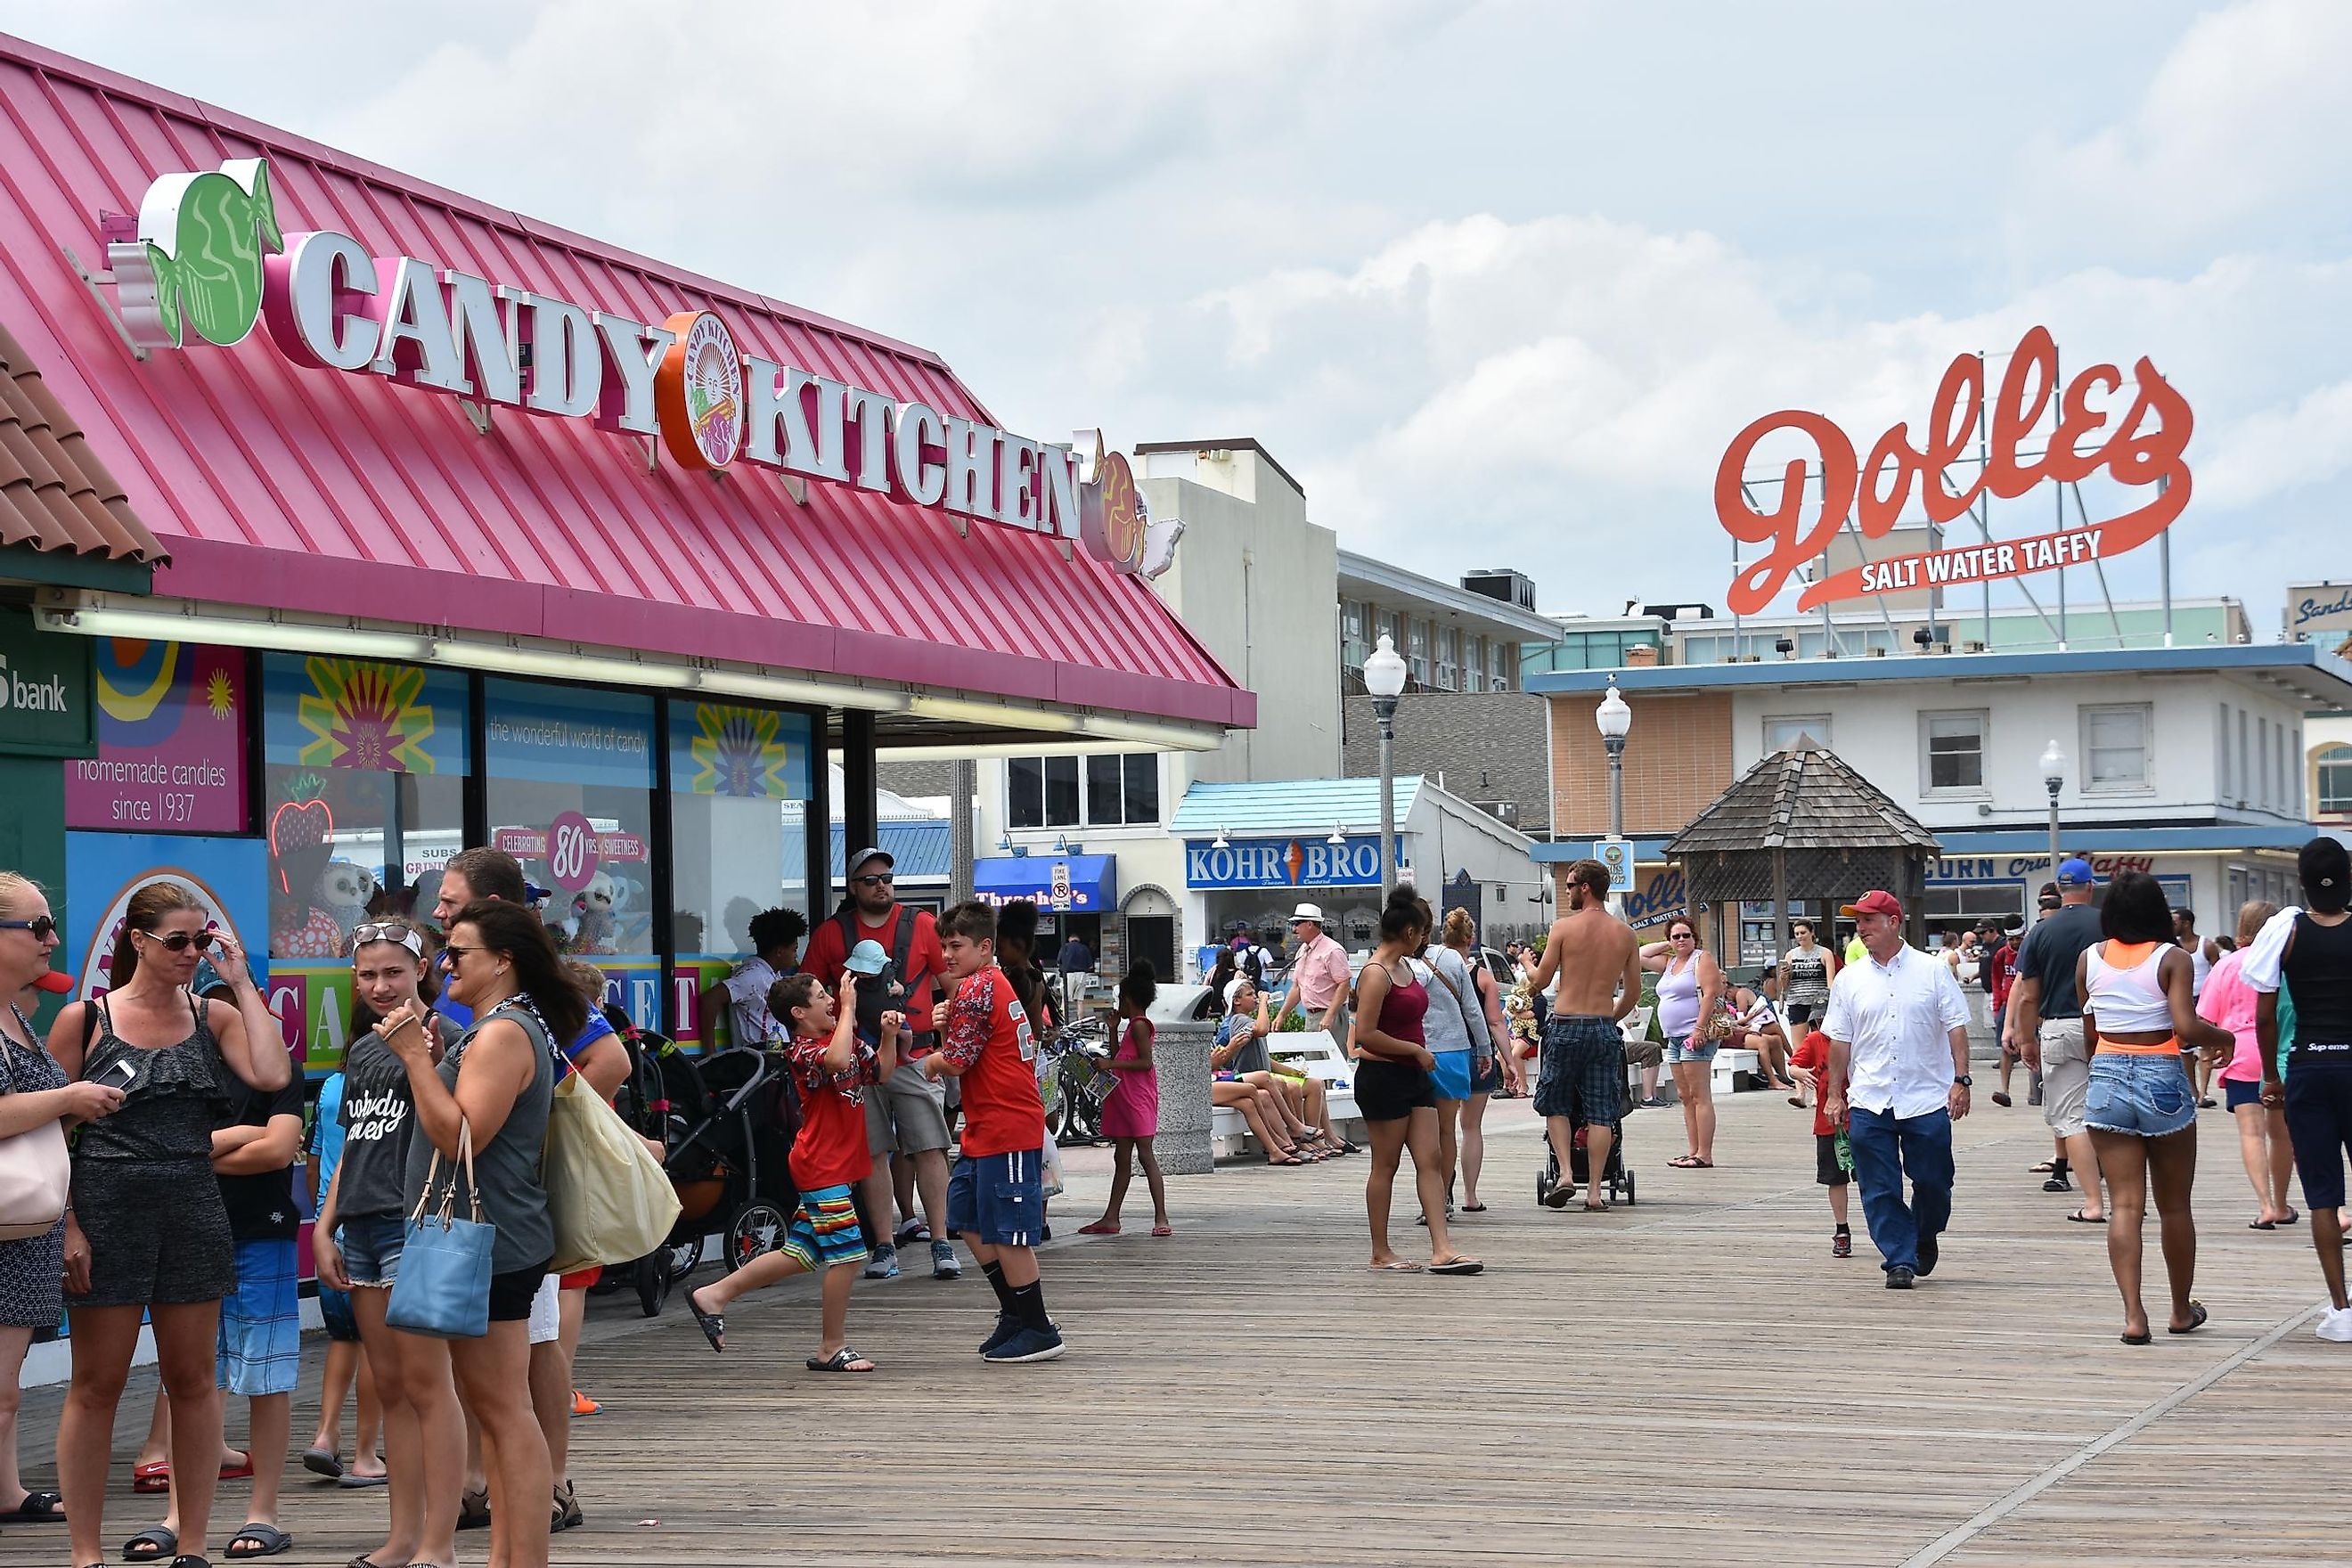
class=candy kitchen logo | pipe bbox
[102,158,1147,568]
[1073,431,1182,580]
[1713,325,2193,614]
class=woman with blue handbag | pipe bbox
[380,899,576,1568]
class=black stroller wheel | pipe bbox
[728,1202,789,1268]
[666,1235,705,1279]
[1622,1169,1637,1206]
[636,1256,670,1318]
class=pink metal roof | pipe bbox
[0,35,1252,730]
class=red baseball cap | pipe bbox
[1840,890,1903,919]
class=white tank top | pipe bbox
[2189,939,2212,996]
[2084,942,2174,1034]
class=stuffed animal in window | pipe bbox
[317,859,379,943]
[570,870,620,955]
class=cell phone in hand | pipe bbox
[99,1058,139,1091]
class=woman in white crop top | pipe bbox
[2073,871,2235,1345]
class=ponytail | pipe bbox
[110,879,203,986]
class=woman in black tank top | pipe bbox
[50,883,290,1568]
[2262,837,2352,1341]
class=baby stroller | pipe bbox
[1536,1119,1636,1209]
[611,1033,799,1317]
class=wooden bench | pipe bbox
[1212,1034,1365,1160]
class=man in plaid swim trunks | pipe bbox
[1524,859,1645,1211]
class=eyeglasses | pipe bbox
[135,928,216,952]
[0,917,58,941]
[853,874,894,886]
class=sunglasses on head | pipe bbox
[136,928,216,952]
[0,917,59,941]
[350,922,425,959]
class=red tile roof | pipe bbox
[0,35,1249,729]
[0,321,167,565]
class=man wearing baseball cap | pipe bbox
[1822,889,1973,1289]
[2007,858,2109,1220]
[804,848,955,1279]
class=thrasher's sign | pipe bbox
[1713,326,2193,614]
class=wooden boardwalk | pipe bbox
[6,1090,2347,1567]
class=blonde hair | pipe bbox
[0,872,41,919]
[2236,900,2279,947]
[562,959,610,1011]
[1442,907,1476,951]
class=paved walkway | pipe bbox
[5,1090,2346,1566]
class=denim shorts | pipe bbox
[947,1148,1045,1247]
[338,1213,406,1288]
[1665,1033,1719,1065]
[2083,1051,2196,1138]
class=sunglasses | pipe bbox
[135,928,216,952]
[351,922,425,958]
[853,873,895,886]
[441,943,485,965]
[0,917,58,941]
[1670,931,1696,940]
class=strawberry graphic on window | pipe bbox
[268,774,344,957]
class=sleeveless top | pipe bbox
[76,992,230,1164]
[0,1007,67,1113]
[2188,940,2213,996]
[1657,953,1703,1041]
[2084,942,2175,1041]
[404,998,555,1274]
[1373,962,1428,1048]
[2283,912,2352,1066]
[1783,945,1832,1009]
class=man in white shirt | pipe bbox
[1823,890,1974,1290]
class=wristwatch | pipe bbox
[1953,1074,1973,1088]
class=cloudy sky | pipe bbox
[6,0,2348,628]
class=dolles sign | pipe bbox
[105,159,1163,575]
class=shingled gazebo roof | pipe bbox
[1667,746,1939,858]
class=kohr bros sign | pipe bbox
[1185,837,1384,890]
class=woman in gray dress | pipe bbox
[0,873,127,1528]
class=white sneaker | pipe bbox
[2315,1306,2352,1343]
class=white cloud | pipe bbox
[2198,380,2352,508]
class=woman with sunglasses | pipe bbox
[380,899,581,1568]
[314,919,467,1568]
[0,875,127,1532]
[50,879,290,1568]
[1643,918,1725,1169]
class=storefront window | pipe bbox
[2319,746,2352,815]
[262,654,470,957]
[668,699,813,1046]
[1011,754,1157,829]
[483,679,657,1017]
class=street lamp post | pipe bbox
[1596,678,1632,916]
[1365,633,1409,891]
[2039,739,2067,886]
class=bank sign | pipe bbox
[102,159,1170,578]
[1185,837,1384,889]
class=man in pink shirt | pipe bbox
[1281,903,1353,1050]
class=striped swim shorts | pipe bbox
[217,1237,301,1396]
[780,1184,870,1272]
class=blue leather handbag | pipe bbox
[386,1120,494,1340]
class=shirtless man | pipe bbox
[1524,859,1644,1210]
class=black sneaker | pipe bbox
[1916,1236,1939,1277]
[1832,1230,1852,1259]
[976,1311,1021,1356]
[1885,1265,1915,1290]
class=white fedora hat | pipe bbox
[1288,902,1327,923]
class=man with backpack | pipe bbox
[804,848,958,1280]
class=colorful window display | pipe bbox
[667,699,813,1047]
[65,640,249,835]
[261,654,470,960]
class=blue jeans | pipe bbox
[1846,1106,1955,1273]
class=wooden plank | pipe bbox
[2,1091,2342,1566]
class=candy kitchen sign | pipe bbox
[102,159,1172,577]
[1714,325,2193,614]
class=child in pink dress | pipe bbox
[1081,966,1171,1237]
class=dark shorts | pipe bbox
[1468,1051,1501,1097]
[1784,1002,1818,1026]
[68,1158,235,1309]
[1535,1016,1623,1130]
[1814,1132,1850,1188]
[2284,1060,2352,1213]
[948,1149,1045,1248]
[487,1259,553,1324]
[2223,1075,2265,1112]
[1354,1058,1437,1122]
[319,1283,360,1343]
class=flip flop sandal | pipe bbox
[457,1488,491,1531]
[1429,1257,1484,1276]
[2029,1161,2058,1173]
[2066,1210,2108,1224]
[225,1523,291,1560]
[1582,1200,1611,1212]
[806,1346,877,1373]
[686,1291,726,1354]
[2168,1301,2210,1335]
[335,1472,388,1489]
[1461,1203,1488,1213]
[2250,1218,2278,1230]
[1367,1260,1423,1272]
[122,1525,178,1563]
[1075,1221,1120,1235]
[1151,1223,1173,1237]
[1667,1156,1703,1168]
[2282,1208,2302,1224]
[168,1558,213,1568]
[0,1489,64,1521]
[2120,1328,2152,1345]
[300,1447,343,1480]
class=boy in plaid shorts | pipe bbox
[687,971,901,1372]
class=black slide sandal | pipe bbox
[686,1289,726,1353]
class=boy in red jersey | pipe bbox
[923,901,1063,1363]
[686,972,900,1370]
[1788,1026,1852,1257]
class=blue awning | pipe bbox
[973,854,1118,911]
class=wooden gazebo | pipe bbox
[1666,746,1941,962]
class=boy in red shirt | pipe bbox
[686,972,901,1369]
[922,902,1063,1363]
[1788,1026,1852,1257]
